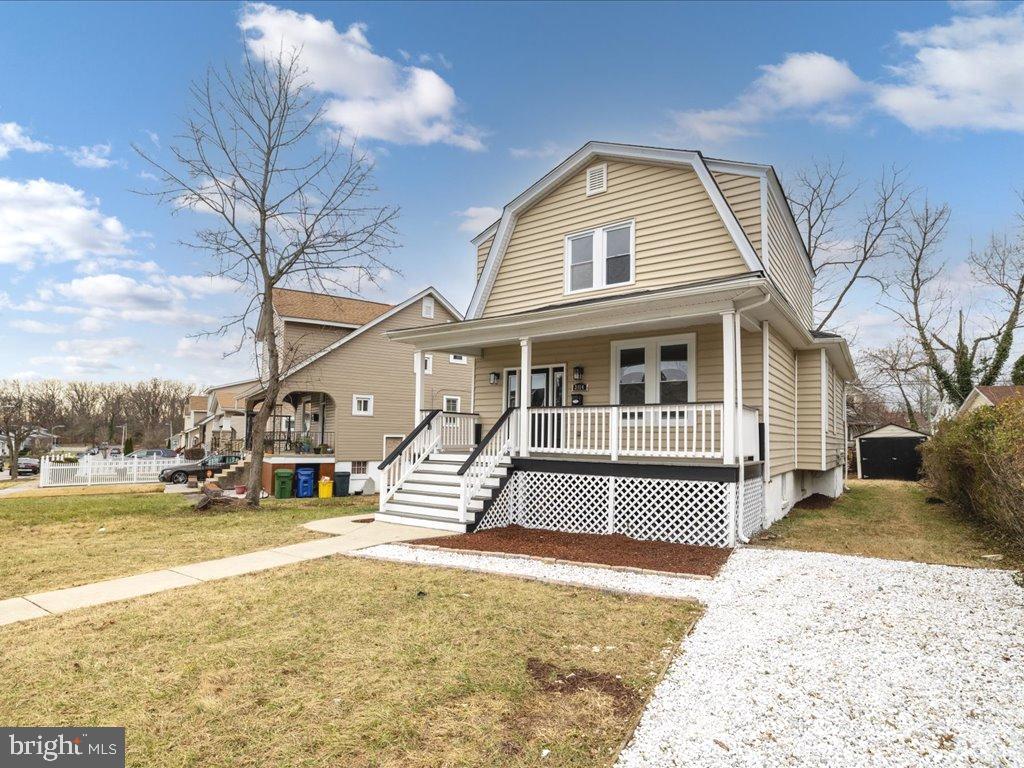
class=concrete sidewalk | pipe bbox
[0,517,446,627]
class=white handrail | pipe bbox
[379,411,443,508]
[457,410,518,523]
[526,403,724,460]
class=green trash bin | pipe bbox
[274,469,294,499]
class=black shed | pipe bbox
[855,424,930,480]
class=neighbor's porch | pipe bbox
[243,391,336,456]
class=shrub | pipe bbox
[123,436,134,455]
[922,399,1024,544]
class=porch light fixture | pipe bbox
[573,366,584,381]
[489,372,501,385]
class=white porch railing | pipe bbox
[379,410,444,507]
[457,407,518,522]
[428,411,478,449]
[39,456,180,487]
[526,403,760,462]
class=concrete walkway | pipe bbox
[0,517,446,627]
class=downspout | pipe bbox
[733,289,772,545]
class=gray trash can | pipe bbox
[333,471,351,497]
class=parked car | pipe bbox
[159,453,243,484]
[17,457,40,475]
[108,447,123,457]
[126,449,177,459]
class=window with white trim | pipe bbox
[352,395,374,416]
[351,460,368,474]
[421,296,435,318]
[565,220,634,294]
[443,395,461,412]
[449,354,467,364]
[612,334,695,406]
[422,354,433,374]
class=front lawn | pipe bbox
[0,492,376,599]
[0,556,698,768]
[754,479,1024,569]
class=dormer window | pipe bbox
[564,220,634,294]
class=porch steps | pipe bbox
[375,452,513,532]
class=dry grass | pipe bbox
[0,492,377,599]
[755,479,1024,569]
[0,556,699,768]
[3,482,166,498]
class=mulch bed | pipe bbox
[794,494,836,510]
[410,525,731,577]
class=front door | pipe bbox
[506,366,565,449]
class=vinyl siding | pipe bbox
[481,160,751,318]
[476,234,495,280]
[713,172,761,257]
[282,322,350,366]
[767,327,796,476]
[473,323,762,426]
[423,353,475,412]
[766,191,814,328]
[277,299,473,462]
[825,359,844,469]
[796,349,823,470]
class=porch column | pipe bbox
[519,337,532,457]
[721,311,736,463]
[413,350,424,426]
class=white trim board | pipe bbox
[467,142,766,320]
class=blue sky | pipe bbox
[1,0,1023,384]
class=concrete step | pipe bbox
[392,490,485,510]
[374,512,468,533]
[382,500,475,521]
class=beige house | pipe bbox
[176,395,210,450]
[378,142,855,546]
[955,385,1024,418]
[239,286,474,489]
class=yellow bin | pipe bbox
[318,476,333,499]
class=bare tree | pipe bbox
[136,49,398,506]
[788,162,912,331]
[0,379,39,468]
[861,339,938,430]
[886,198,1024,406]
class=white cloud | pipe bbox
[456,205,501,234]
[76,256,161,275]
[509,142,569,160]
[144,130,160,148]
[670,52,863,142]
[876,5,1024,131]
[0,122,51,159]
[669,6,1024,141]
[30,337,142,375]
[0,178,132,267]
[54,273,177,312]
[10,319,62,334]
[239,3,483,150]
[65,143,117,169]
[948,0,999,14]
[165,274,241,295]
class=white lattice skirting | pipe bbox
[477,470,764,548]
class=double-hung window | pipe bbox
[564,220,634,294]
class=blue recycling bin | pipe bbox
[295,466,316,498]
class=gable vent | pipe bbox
[585,163,607,196]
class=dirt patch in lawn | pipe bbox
[412,525,731,577]
[794,493,835,510]
[527,658,641,716]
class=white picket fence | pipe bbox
[39,456,180,488]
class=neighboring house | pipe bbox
[178,395,210,449]
[239,286,473,490]
[2,429,59,457]
[202,379,256,452]
[379,141,856,546]
[955,385,1024,418]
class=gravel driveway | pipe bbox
[360,544,1024,767]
